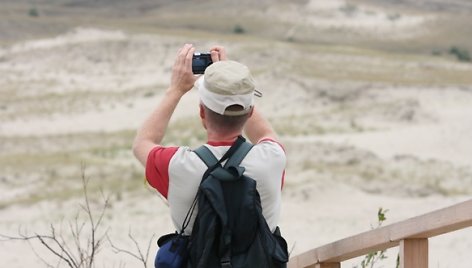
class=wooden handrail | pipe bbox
[288,199,472,268]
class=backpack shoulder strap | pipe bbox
[194,139,253,181]
[224,141,253,168]
[194,138,253,169]
[194,145,218,168]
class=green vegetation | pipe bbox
[449,46,471,62]
[339,3,358,15]
[355,208,399,268]
[0,118,207,208]
[233,24,246,34]
[0,85,164,121]
[387,13,401,21]
[161,117,206,147]
[0,130,140,208]
[28,7,39,17]
[288,46,472,86]
[292,143,472,197]
[273,113,367,136]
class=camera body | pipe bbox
[192,53,213,74]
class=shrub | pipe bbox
[29,7,39,17]
[387,13,401,21]
[233,24,245,34]
[339,3,358,15]
[449,46,471,62]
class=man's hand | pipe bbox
[169,44,197,96]
[210,46,227,62]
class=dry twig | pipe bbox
[0,166,110,268]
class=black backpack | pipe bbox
[187,136,289,268]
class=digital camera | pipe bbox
[192,52,213,74]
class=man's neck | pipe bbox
[206,131,241,143]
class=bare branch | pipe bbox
[144,234,155,267]
[27,235,56,268]
[107,235,142,261]
[0,164,111,268]
[48,225,79,268]
[107,230,155,268]
[35,234,76,268]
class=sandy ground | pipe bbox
[290,87,472,167]
[1,24,472,268]
[267,0,432,40]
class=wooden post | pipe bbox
[400,239,428,268]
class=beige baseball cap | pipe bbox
[195,60,256,116]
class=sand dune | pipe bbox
[1,2,472,266]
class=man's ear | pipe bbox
[248,106,255,117]
[199,104,205,119]
[199,104,207,130]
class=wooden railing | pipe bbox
[288,199,472,268]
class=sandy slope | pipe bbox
[1,25,472,268]
[290,87,472,167]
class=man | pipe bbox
[132,44,286,235]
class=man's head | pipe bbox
[195,61,256,134]
[196,60,255,116]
